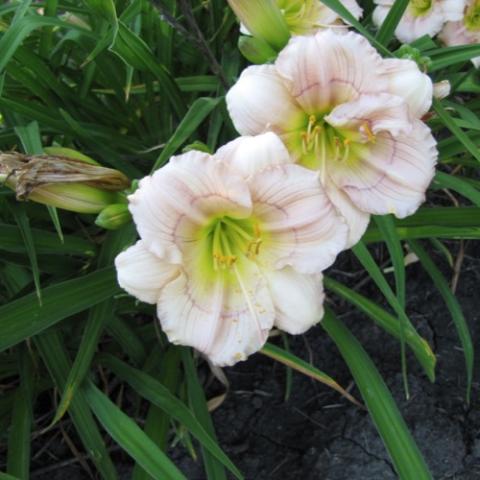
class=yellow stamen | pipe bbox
[341,140,350,163]
[363,122,376,143]
[301,132,308,155]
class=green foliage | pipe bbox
[0,0,478,479]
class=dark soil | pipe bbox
[172,241,480,480]
[24,241,480,479]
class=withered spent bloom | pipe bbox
[0,151,130,213]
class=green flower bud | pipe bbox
[95,203,132,230]
[227,0,291,50]
[238,35,278,65]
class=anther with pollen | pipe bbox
[302,115,323,154]
[362,122,376,143]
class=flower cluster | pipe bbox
[439,0,480,67]
[115,25,438,365]
[373,0,465,43]
[226,30,437,247]
[372,0,480,61]
[238,0,363,37]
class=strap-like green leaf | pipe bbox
[322,310,432,480]
[83,381,186,480]
[0,266,120,352]
[34,329,118,479]
[99,353,243,480]
[324,276,436,381]
[375,0,409,45]
[408,240,474,402]
[152,97,221,171]
[261,342,362,406]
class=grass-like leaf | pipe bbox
[52,226,136,425]
[0,266,120,352]
[324,276,436,381]
[322,310,432,480]
[375,0,409,45]
[83,381,186,480]
[433,172,480,207]
[98,353,243,479]
[34,329,118,479]
[182,348,228,480]
[152,97,221,171]
[131,347,181,480]
[352,241,411,398]
[261,342,362,407]
[408,240,474,402]
[434,99,480,164]
[6,346,34,480]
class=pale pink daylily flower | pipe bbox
[115,133,347,366]
[439,0,480,67]
[239,0,363,36]
[226,29,438,247]
[373,0,465,43]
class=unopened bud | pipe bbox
[95,203,131,230]
[0,152,130,214]
[433,80,451,100]
[227,0,290,50]
[238,36,277,65]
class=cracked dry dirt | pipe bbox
[172,241,480,480]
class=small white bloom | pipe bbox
[234,0,363,39]
[439,0,480,67]
[115,134,347,366]
[226,30,438,247]
[373,0,465,43]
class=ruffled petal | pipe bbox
[275,30,386,114]
[324,182,370,248]
[332,120,438,218]
[341,0,364,20]
[440,20,480,45]
[115,241,179,304]
[266,267,324,334]
[395,6,445,43]
[157,261,275,366]
[249,164,348,274]
[440,0,466,21]
[325,93,412,139]
[380,59,433,119]
[439,20,470,45]
[215,132,292,179]
[128,151,252,262]
[226,64,305,136]
[372,5,390,29]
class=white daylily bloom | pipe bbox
[236,0,363,38]
[272,0,363,33]
[226,30,438,247]
[373,0,465,43]
[115,134,348,366]
[439,0,480,67]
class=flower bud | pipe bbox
[95,203,131,230]
[0,151,130,214]
[238,35,277,64]
[227,0,291,50]
[433,80,451,100]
